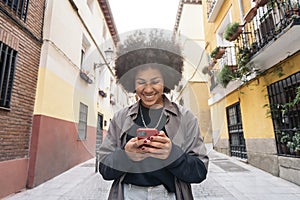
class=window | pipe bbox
[78,102,88,140]
[0,41,18,109]
[0,0,29,21]
[81,34,90,69]
[268,72,300,156]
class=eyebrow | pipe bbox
[136,77,162,81]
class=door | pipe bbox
[95,113,103,172]
[227,103,247,159]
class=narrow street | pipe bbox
[4,145,300,200]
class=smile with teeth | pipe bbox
[143,94,156,99]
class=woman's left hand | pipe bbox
[141,131,172,159]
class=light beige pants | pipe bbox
[123,183,176,200]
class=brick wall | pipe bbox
[0,0,45,162]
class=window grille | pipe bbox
[226,103,247,159]
[0,41,18,109]
[0,0,29,21]
[268,71,300,156]
[78,102,88,140]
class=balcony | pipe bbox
[206,0,225,22]
[236,0,300,71]
[209,0,300,101]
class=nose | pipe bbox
[143,83,154,93]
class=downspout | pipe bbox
[40,0,47,41]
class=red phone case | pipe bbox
[136,128,158,140]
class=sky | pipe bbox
[109,0,181,34]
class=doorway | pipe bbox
[226,103,247,159]
[95,113,103,172]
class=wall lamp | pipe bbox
[94,48,114,69]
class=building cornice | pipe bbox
[97,0,119,45]
[174,0,202,33]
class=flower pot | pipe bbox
[227,65,237,72]
[80,71,93,84]
[202,66,209,74]
[244,7,258,23]
[227,26,243,42]
[255,0,269,7]
[214,47,226,59]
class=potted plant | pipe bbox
[280,131,290,154]
[292,130,300,156]
[287,141,295,154]
[210,46,226,59]
[216,65,235,88]
[250,42,258,54]
[202,66,210,74]
[286,0,299,17]
[223,22,243,41]
[227,65,238,71]
[237,48,251,66]
[80,69,93,84]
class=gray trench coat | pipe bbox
[99,96,209,200]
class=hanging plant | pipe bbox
[223,22,243,41]
[210,47,226,59]
[216,65,236,88]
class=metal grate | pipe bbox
[78,102,88,140]
[268,71,300,157]
[0,0,29,21]
[0,41,18,109]
[226,103,247,159]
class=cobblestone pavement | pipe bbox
[4,147,300,200]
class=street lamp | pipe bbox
[94,48,114,69]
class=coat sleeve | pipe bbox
[166,110,209,183]
[98,112,133,180]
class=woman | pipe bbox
[99,30,208,200]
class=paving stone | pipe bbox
[4,148,300,200]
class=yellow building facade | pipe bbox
[202,0,300,185]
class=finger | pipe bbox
[146,141,167,149]
[158,131,166,137]
[136,138,151,147]
[142,146,169,154]
[146,150,170,160]
[149,135,170,144]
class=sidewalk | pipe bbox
[4,146,300,200]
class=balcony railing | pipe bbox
[239,1,299,51]
[210,0,300,92]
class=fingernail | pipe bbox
[150,137,153,140]
[142,147,145,150]
[144,140,147,143]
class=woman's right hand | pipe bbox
[124,137,150,161]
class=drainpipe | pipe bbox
[238,0,245,24]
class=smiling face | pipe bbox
[135,67,164,108]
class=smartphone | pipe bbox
[136,128,159,140]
